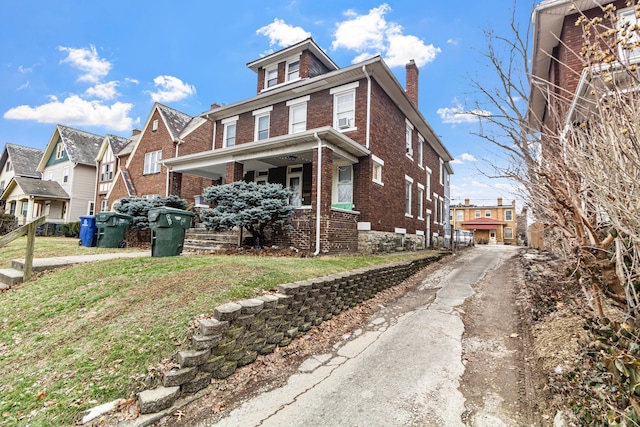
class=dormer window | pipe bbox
[266,68,278,88]
[287,60,300,81]
[55,143,65,160]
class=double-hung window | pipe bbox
[618,7,640,61]
[253,106,272,141]
[417,184,424,220]
[418,134,424,167]
[222,116,238,147]
[287,96,309,134]
[331,82,358,131]
[405,120,414,157]
[405,175,413,217]
[56,143,65,160]
[144,150,162,174]
[372,154,384,186]
[265,68,278,88]
[287,60,300,81]
[63,166,69,183]
[425,167,432,200]
[335,165,353,208]
[100,162,113,181]
[505,210,513,221]
[439,158,444,185]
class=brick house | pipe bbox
[530,0,636,130]
[164,38,454,254]
[95,133,135,212]
[450,198,517,245]
[104,103,214,209]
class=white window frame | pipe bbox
[405,119,414,158]
[418,134,424,167]
[152,119,159,131]
[618,7,640,61]
[485,210,491,218]
[286,57,300,82]
[331,82,358,131]
[47,171,53,181]
[87,201,95,216]
[475,210,481,218]
[417,183,424,220]
[253,106,273,141]
[287,96,309,134]
[55,143,65,160]
[333,164,354,206]
[5,161,12,172]
[372,154,384,186]
[505,209,513,221]
[144,150,162,175]
[504,227,514,239]
[425,167,432,200]
[222,116,238,148]
[433,194,438,223]
[405,175,413,218]
[100,199,109,212]
[457,210,464,221]
[254,170,269,185]
[265,67,278,88]
[439,158,444,185]
[63,166,69,183]
[100,162,113,182]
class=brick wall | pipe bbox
[137,253,443,414]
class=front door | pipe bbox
[489,230,497,244]
[287,165,303,207]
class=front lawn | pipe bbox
[0,248,436,426]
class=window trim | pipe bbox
[425,167,432,200]
[405,175,414,218]
[331,82,359,132]
[144,150,162,175]
[418,134,424,167]
[265,67,278,89]
[505,209,513,221]
[55,143,65,160]
[439,158,444,185]
[62,166,69,183]
[152,119,159,131]
[405,119,414,158]
[372,154,384,186]
[618,7,640,61]
[287,96,309,134]
[100,199,109,212]
[504,227,514,239]
[485,210,492,218]
[417,183,425,220]
[100,162,114,182]
[333,164,354,207]
[253,106,273,141]
[286,56,300,82]
[221,115,239,148]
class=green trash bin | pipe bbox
[148,207,194,257]
[95,212,132,248]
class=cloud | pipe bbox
[147,75,196,103]
[447,38,460,46]
[4,95,135,131]
[17,81,30,91]
[256,18,311,48]
[437,100,491,124]
[451,158,464,165]
[461,153,477,162]
[85,81,119,100]
[18,65,33,73]
[59,45,111,83]
[471,180,490,188]
[125,77,139,85]
[331,4,440,67]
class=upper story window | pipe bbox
[505,209,513,221]
[439,158,444,185]
[63,166,69,183]
[475,210,481,218]
[287,60,300,81]
[266,67,278,88]
[617,7,640,61]
[417,184,424,220]
[144,150,162,175]
[222,116,238,148]
[5,161,12,172]
[152,119,159,131]
[425,167,432,200]
[485,210,491,217]
[405,175,413,217]
[331,82,359,131]
[287,96,309,134]
[55,143,65,160]
[418,134,424,167]
[405,119,414,157]
[100,162,114,182]
[457,210,464,221]
[253,106,273,141]
[372,154,384,186]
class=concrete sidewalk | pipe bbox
[0,251,150,289]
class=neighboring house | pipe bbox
[1,177,69,224]
[530,0,634,130]
[106,103,213,208]
[0,143,44,208]
[164,38,453,253]
[450,198,517,245]
[95,132,137,212]
[34,125,102,223]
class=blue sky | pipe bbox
[0,1,533,207]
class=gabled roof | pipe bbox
[124,103,193,168]
[0,143,44,178]
[247,38,339,73]
[9,176,69,199]
[96,134,133,162]
[37,125,103,171]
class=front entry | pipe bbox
[287,165,303,207]
[489,230,497,244]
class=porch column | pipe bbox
[27,197,35,223]
[311,147,333,252]
[225,162,244,184]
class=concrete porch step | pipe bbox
[0,268,23,288]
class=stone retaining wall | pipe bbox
[138,254,442,414]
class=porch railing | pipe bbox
[0,215,47,282]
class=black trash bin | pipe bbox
[148,207,194,257]
[79,215,97,247]
[95,212,132,248]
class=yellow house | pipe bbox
[450,198,517,245]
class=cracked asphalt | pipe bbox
[197,246,521,427]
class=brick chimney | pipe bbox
[405,59,419,107]
[497,197,503,206]
[131,129,141,136]
[464,198,470,206]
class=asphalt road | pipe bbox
[204,246,521,427]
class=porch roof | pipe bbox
[462,218,506,230]
[2,176,70,201]
[163,126,370,180]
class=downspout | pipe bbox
[362,65,371,149]
[313,132,322,256]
